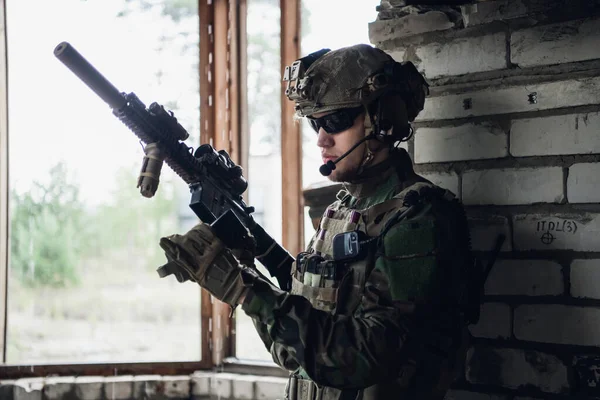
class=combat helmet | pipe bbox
[283,44,429,143]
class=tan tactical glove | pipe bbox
[158,222,258,307]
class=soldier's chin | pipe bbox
[328,169,351,183]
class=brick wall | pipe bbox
[369,1,600,398]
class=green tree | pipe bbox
[87,164,181,268]
[10,162,88,287]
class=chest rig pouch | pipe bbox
[292,183,435,316]
[292,205,374,314]
[331,230,369,262]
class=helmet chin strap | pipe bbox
[357,149,374,175]
[356,113,381,175]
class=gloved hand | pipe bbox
[158,222,258,307]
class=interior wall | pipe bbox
[370,1,600,398]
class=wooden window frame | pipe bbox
[280,0,303,258]
[0,0,244,378]
[1,0,8,368]
[0,0,303,377]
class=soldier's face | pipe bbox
[314,110,367,182]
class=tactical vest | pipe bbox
[285,181,472,400]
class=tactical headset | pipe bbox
[284,47,429,176]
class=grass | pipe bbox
[7,250,272,364]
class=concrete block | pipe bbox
[0,379,15,400]
[571,260,600,299]
[103,376,134,400]
[512,17,600,68]
[462,167,564,205]
[210,373,234,399]
[511,112,600,157]
[4,379,44,400]
[388,49,406,63]
[414,32,507,78]
[573,355,600,391]
[44,377,76,400]
[462,0,529,26]
[369,11,455,43]
[254,376,287,400]
[444,389,509,399]
[468,215,512,252]
[163,376,190,398]
[484,260,564,296]
[190,372,211,399]
[513,397,544,400]
[14,387,42,400]
[231,375,256,400]
[513,213,600,251]
[419,172,460,198]
[466,346,569,393]
[0,381,15,400]
[417,76,600,122]
[414,121,508,163]
[464,0,598,27]
[132,375,163,399]
[568,163,600,203]
[514,304,600,347]
[73,377,103,400]
[468,303,511,339]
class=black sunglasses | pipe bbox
[307,106,364,134]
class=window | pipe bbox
[6,0,201,364]
[1,0,379,372]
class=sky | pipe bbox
[301,0,379,54]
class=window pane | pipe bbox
[235,0,281,362]
[7,0,201,363]
[300,0,380,243]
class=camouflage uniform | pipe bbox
[241,149,472,399]
[159,43,473,400]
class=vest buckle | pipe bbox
[286,375,323,400]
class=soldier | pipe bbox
[159,44,475,399]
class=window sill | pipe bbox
[0,369,288,400]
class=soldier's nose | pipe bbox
[316,128,334,148]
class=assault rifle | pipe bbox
[54,41,293,290]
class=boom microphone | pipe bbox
[319,133,375,176]
[319,160,336,176]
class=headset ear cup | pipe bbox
[375,94,411,143]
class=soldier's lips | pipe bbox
[322,155,337,164]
